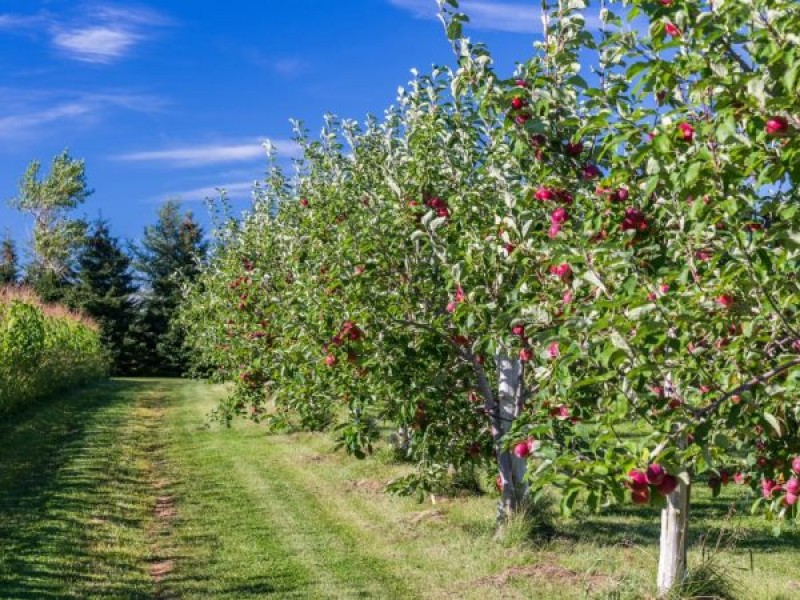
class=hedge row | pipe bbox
[0,287,108,414]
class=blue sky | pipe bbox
[0,0,574,252]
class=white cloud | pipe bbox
[0,13,44,29]
[0,5,171,64]
[389,0,601,33]
[0,103,92,138]
[52,26,140,63]
[151,181,256,203]
[115,140,301,167]
[0,91,166,140]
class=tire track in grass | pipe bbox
[0,380,158,599]
[164,379,416,599]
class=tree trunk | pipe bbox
[496,354,526,517]
[657,475,690,596]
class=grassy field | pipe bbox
[1,379,799,599]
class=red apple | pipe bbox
[511,97,525,110]
[765,116,789,136]
[631,487,650,504]
[646,464,666,486]
[519,347,533,362]
[715,294,734,308]
[657,474,679,496]
[628,469,648,490]
[678,122,694,141]
[792,456,800,475]
[513,441,532,459]
[535,186,556,201]
[665,22,681,37]
[511,324,525,337]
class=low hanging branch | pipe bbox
[692,357,800,419]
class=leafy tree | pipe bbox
[9,150,91,302]
[69,219,137,374]
[0,234,18,285]
[132,201,207,376]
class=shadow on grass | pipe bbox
[560,490,800,554]
[0,379,181,599]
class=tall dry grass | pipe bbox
[0,285,99,330]
[0,285,107,415]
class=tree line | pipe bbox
[1,151,207,376]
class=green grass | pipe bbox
[1,378,799,599]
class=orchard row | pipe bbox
[180,0,799,593]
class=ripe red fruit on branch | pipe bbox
[513,440,532,458]
[792,456,800,475]
[511,97,525,110]
[550,263,572,280]
[715,294,734,308]
[511,324,525,337]
[628,469,648,490]
[646,464,666,486]
[765,116,789,136]
[786,477,800,496]
[535,186,556,201]
[565,142,583,156]
[631,487,651,504]
[300,198,309,207]
[582,164,601,180]
[657,474,679,496]
[519,347,533,362]
[547,342,560,359]
[324,354,337,367]
[621,207,649,232]
[551,207,569,225]
[665,22,681,37]
[678,122,694,141]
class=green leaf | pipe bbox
[764,413,782,437]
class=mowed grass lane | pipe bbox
[2,379,799,599]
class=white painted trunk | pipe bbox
[657,476,690,596]
[496,355,526,515]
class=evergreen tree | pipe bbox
[10,151,91,302]
[69,219,137,374]
[0,234,18,285]
[131,200,207,376]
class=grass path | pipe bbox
[1,378,799,599]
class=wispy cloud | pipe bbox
[0,4,171,64]
[244,49,309,77]
[0,90,167,141]
[115,140,300,167]
[52,26,141,63]
[150,181,256,203]
[389,0,601,33]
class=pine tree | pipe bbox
[0,234,18,285]
[131,201,207,376]
[69,219,137,374]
